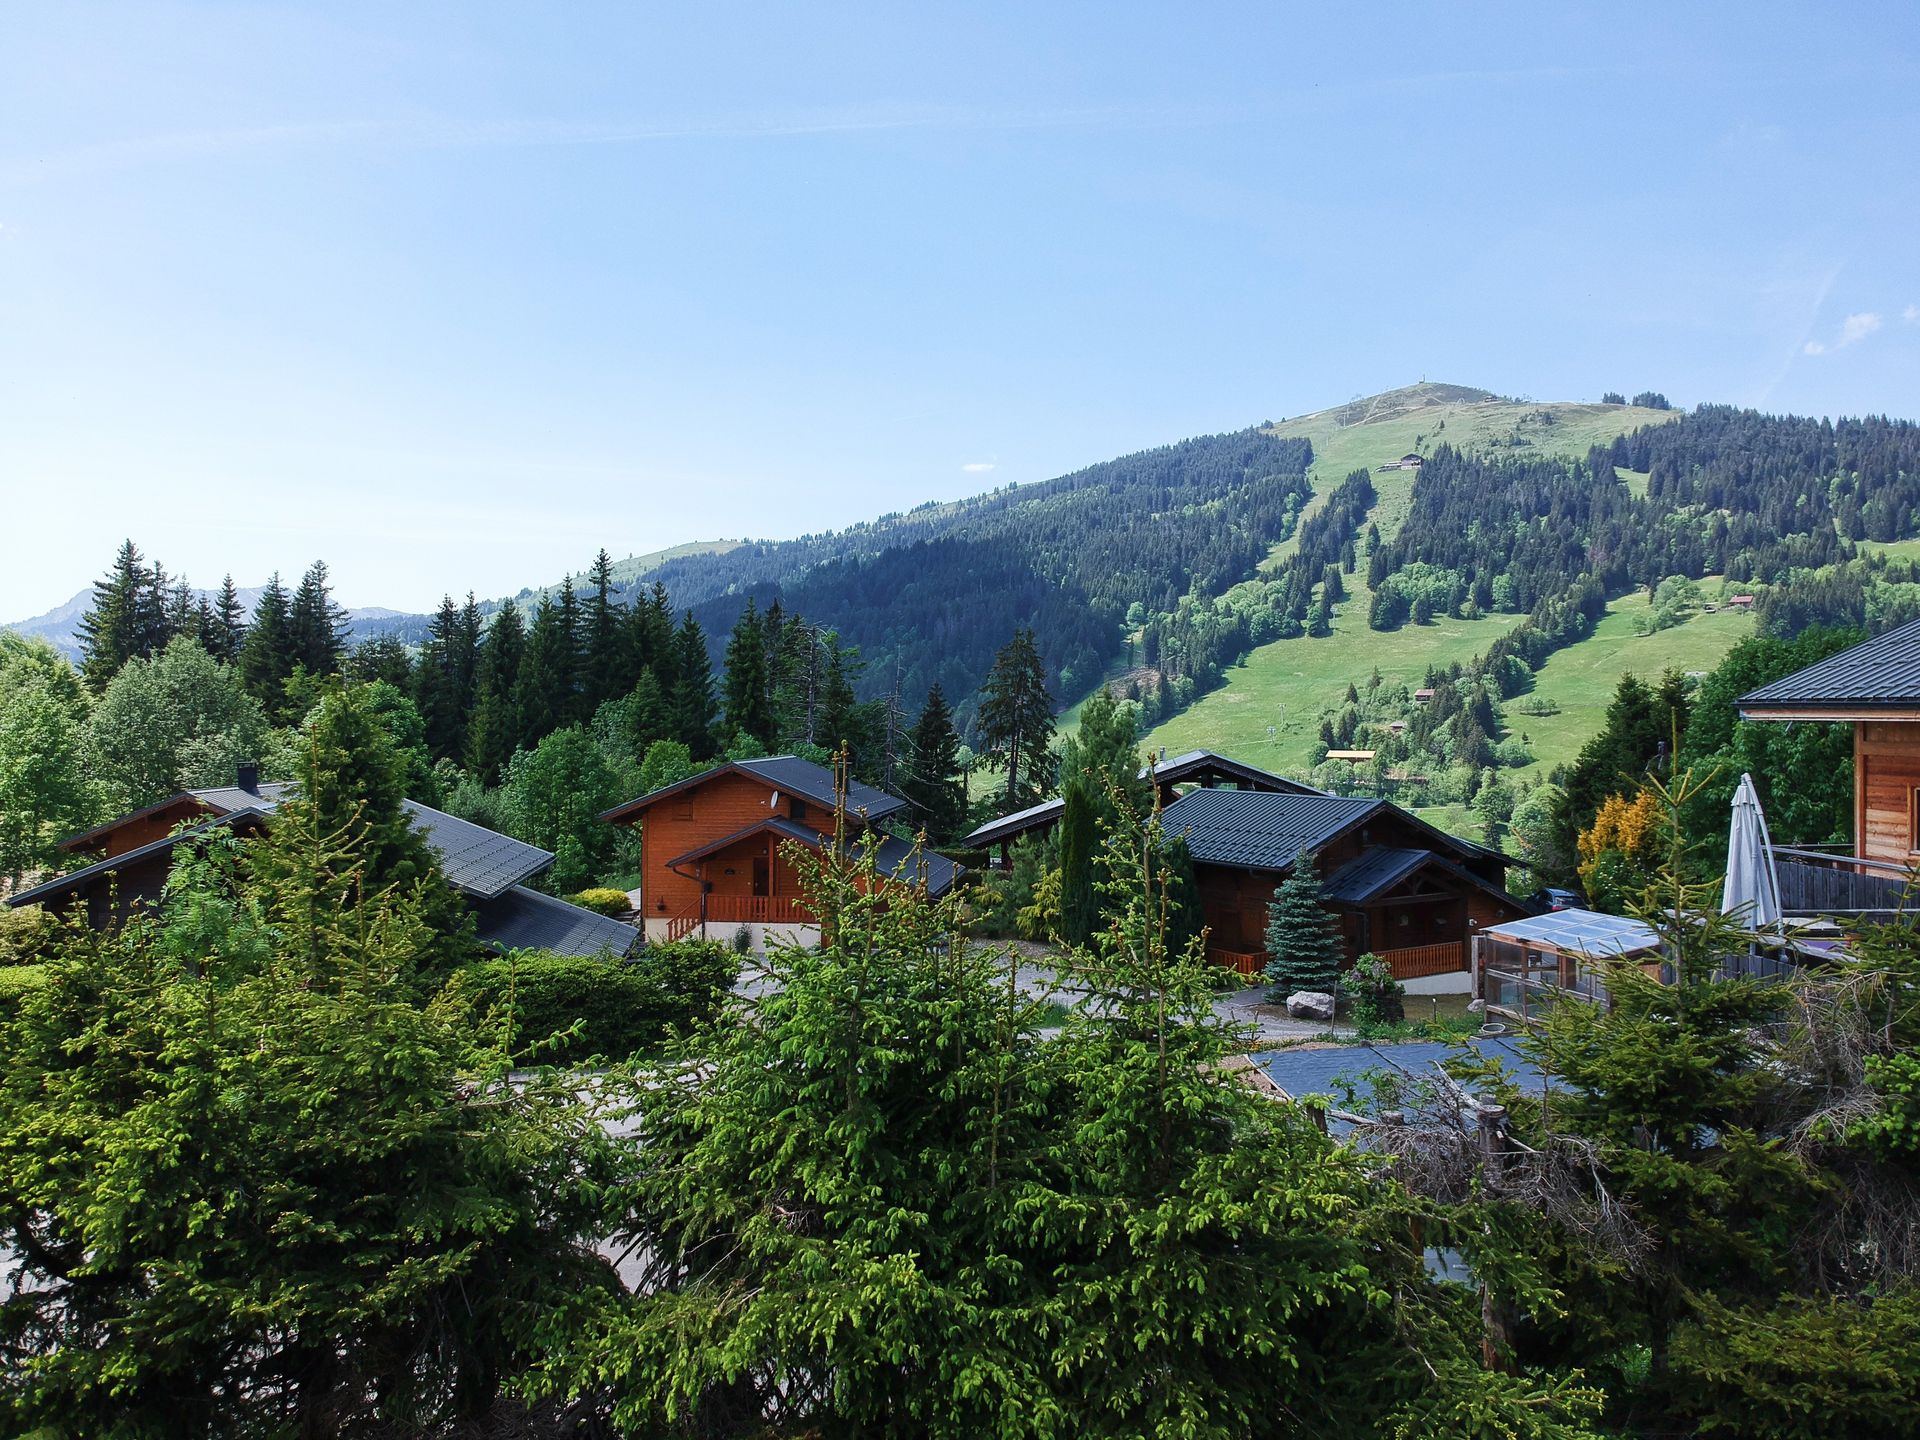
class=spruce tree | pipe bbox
[1057,779,1097,945]
[466,598,527,784]
[977,626,1056,809]
[414,594,478,763]
[816,638,860,764]
[239,572,294,715]
[208,574,246,664]
[554,576,584,725]
[254,686,473,981]
[1263,849,1344,997]
[1056,688,1148,840]
[581,549,629,712]
[722,599,775,750]
[77,539,153,690]
[901,682,966,842]
[514,594,578,748]
[668,612,717,761]
[287,561,349,677]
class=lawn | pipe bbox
[1506,591,1753,777]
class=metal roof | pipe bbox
[470,885,640,957]
[5,809,270,908]
[665,815,963,897]
[181,784,553,900]
[1482,910,1661,958]
[1148,749,1324,795]
[1160,790,1382,871]
[1739,616,1920,710]
[1320,847,1430,904]
[962,795,1066,849]
[602,754,907,825]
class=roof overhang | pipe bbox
[56,792,209,853]
[665,816,822,871]
[1739,704,1920,723]
[8,809,270,909]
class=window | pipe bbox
[1910,787,1920,852]
[789,797,809,822]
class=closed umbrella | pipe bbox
[1722,772,1782,931]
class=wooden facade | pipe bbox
[623,769,836,935]
[1855,720,1920,865]
[1193,808,1526,981]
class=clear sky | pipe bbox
[3,3,1918,619]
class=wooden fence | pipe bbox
[1376,941,1465,980]
[1773,848,1915,915]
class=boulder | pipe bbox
[1284,990,1336,1022]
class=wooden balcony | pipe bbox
[1375,941,1465,980]
[666,895,815,941]
[1772,846,1916,915]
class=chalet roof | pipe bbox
[665,815,963,896]
[1321,847,1429,904]
[469,886,639,957]
[57,791,208,853]
[960,749,1324,850]
[7,808,270,909]
[1160,790,1381,871]
[602,755,907,825]
[1739,616,1920,712]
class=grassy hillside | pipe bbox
[1506,592,1753,777]
[1135,384,1688,776]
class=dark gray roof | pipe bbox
[1739,616,1920,710]
[962,795,1066,849]
[6,809,269,908]
[1149,749,1324,795]
[186,784,552,899]
[1321,847,1430,904]
[604,754,907,824]
[1160,790,1381,871]
[471,885,639,957]
[664,815,963,897]
[733,756,905,819]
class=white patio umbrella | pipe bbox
[1722,772,1782,931]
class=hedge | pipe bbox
[567,888,634,918]
[444,939,736,1065]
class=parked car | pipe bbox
[1530,886,1586,913]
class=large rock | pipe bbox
[1284,990,1336,1022]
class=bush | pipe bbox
[0,963,47,1004]
[1347,952,1405,1031]
[445,940,737,1065]
[567,887,633,917]
[0,905,54,966]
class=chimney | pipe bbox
[236,760,259,794]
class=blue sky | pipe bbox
[3,3,1917,618]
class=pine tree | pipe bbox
[287,561,349,677]
[239,572,294,715]
[466,598,527,784]
[900,682,966,842]
[1057,779,1097,945]
[668,613,717,761]
[253,686,473,982]
[816,638,860,764]
[207,574,246,664]
[1162,833,1206,960]
[580,549,629,712]
[621,581,675,698]
[554,577,584,725]
[977,626,1057,809]
[514,591,583,748]
[77,540,154,690]
[722,599,775,750]
[1263,849,1344,997]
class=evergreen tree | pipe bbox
[207,574,246,664]
[816,637,860,764]
[1162,832,1206,960]
[722,599,776,750]
[581,548,629,712]
[254,686,473,981]
[239,571,295,714]
[344,634,412,688]
[514,593,579,749]
[622,667,670,759]
[77,540,156,690]
[1057,779,1097,945]
[466,598,527,784]
[1056,689,1148,841]
[900,682,966,842]
[621,581,676,700]
[500,725,625,894]
[1552,670,1689,867]
[668,612,717,760]
[1263,849,1343,997]
[554,576,584,725]
[287,561,349,678]
[977,626,1056,809]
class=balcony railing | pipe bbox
[1772,846,1916,915]
[1376,941,1465,980]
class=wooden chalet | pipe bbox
[602,755,962,946]
[1739,617,1920,914]
[1159,788,1530,982]
[7,764,639,957]
[962,748,1323,866]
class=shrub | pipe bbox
[567,887,633,917]
[446,940,737,1065]
[731,924,754,955]
[0,963,47,1004]
[0,905,54,966]
[1346,952,1405,1031]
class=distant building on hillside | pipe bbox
[1376,453,1425,472]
